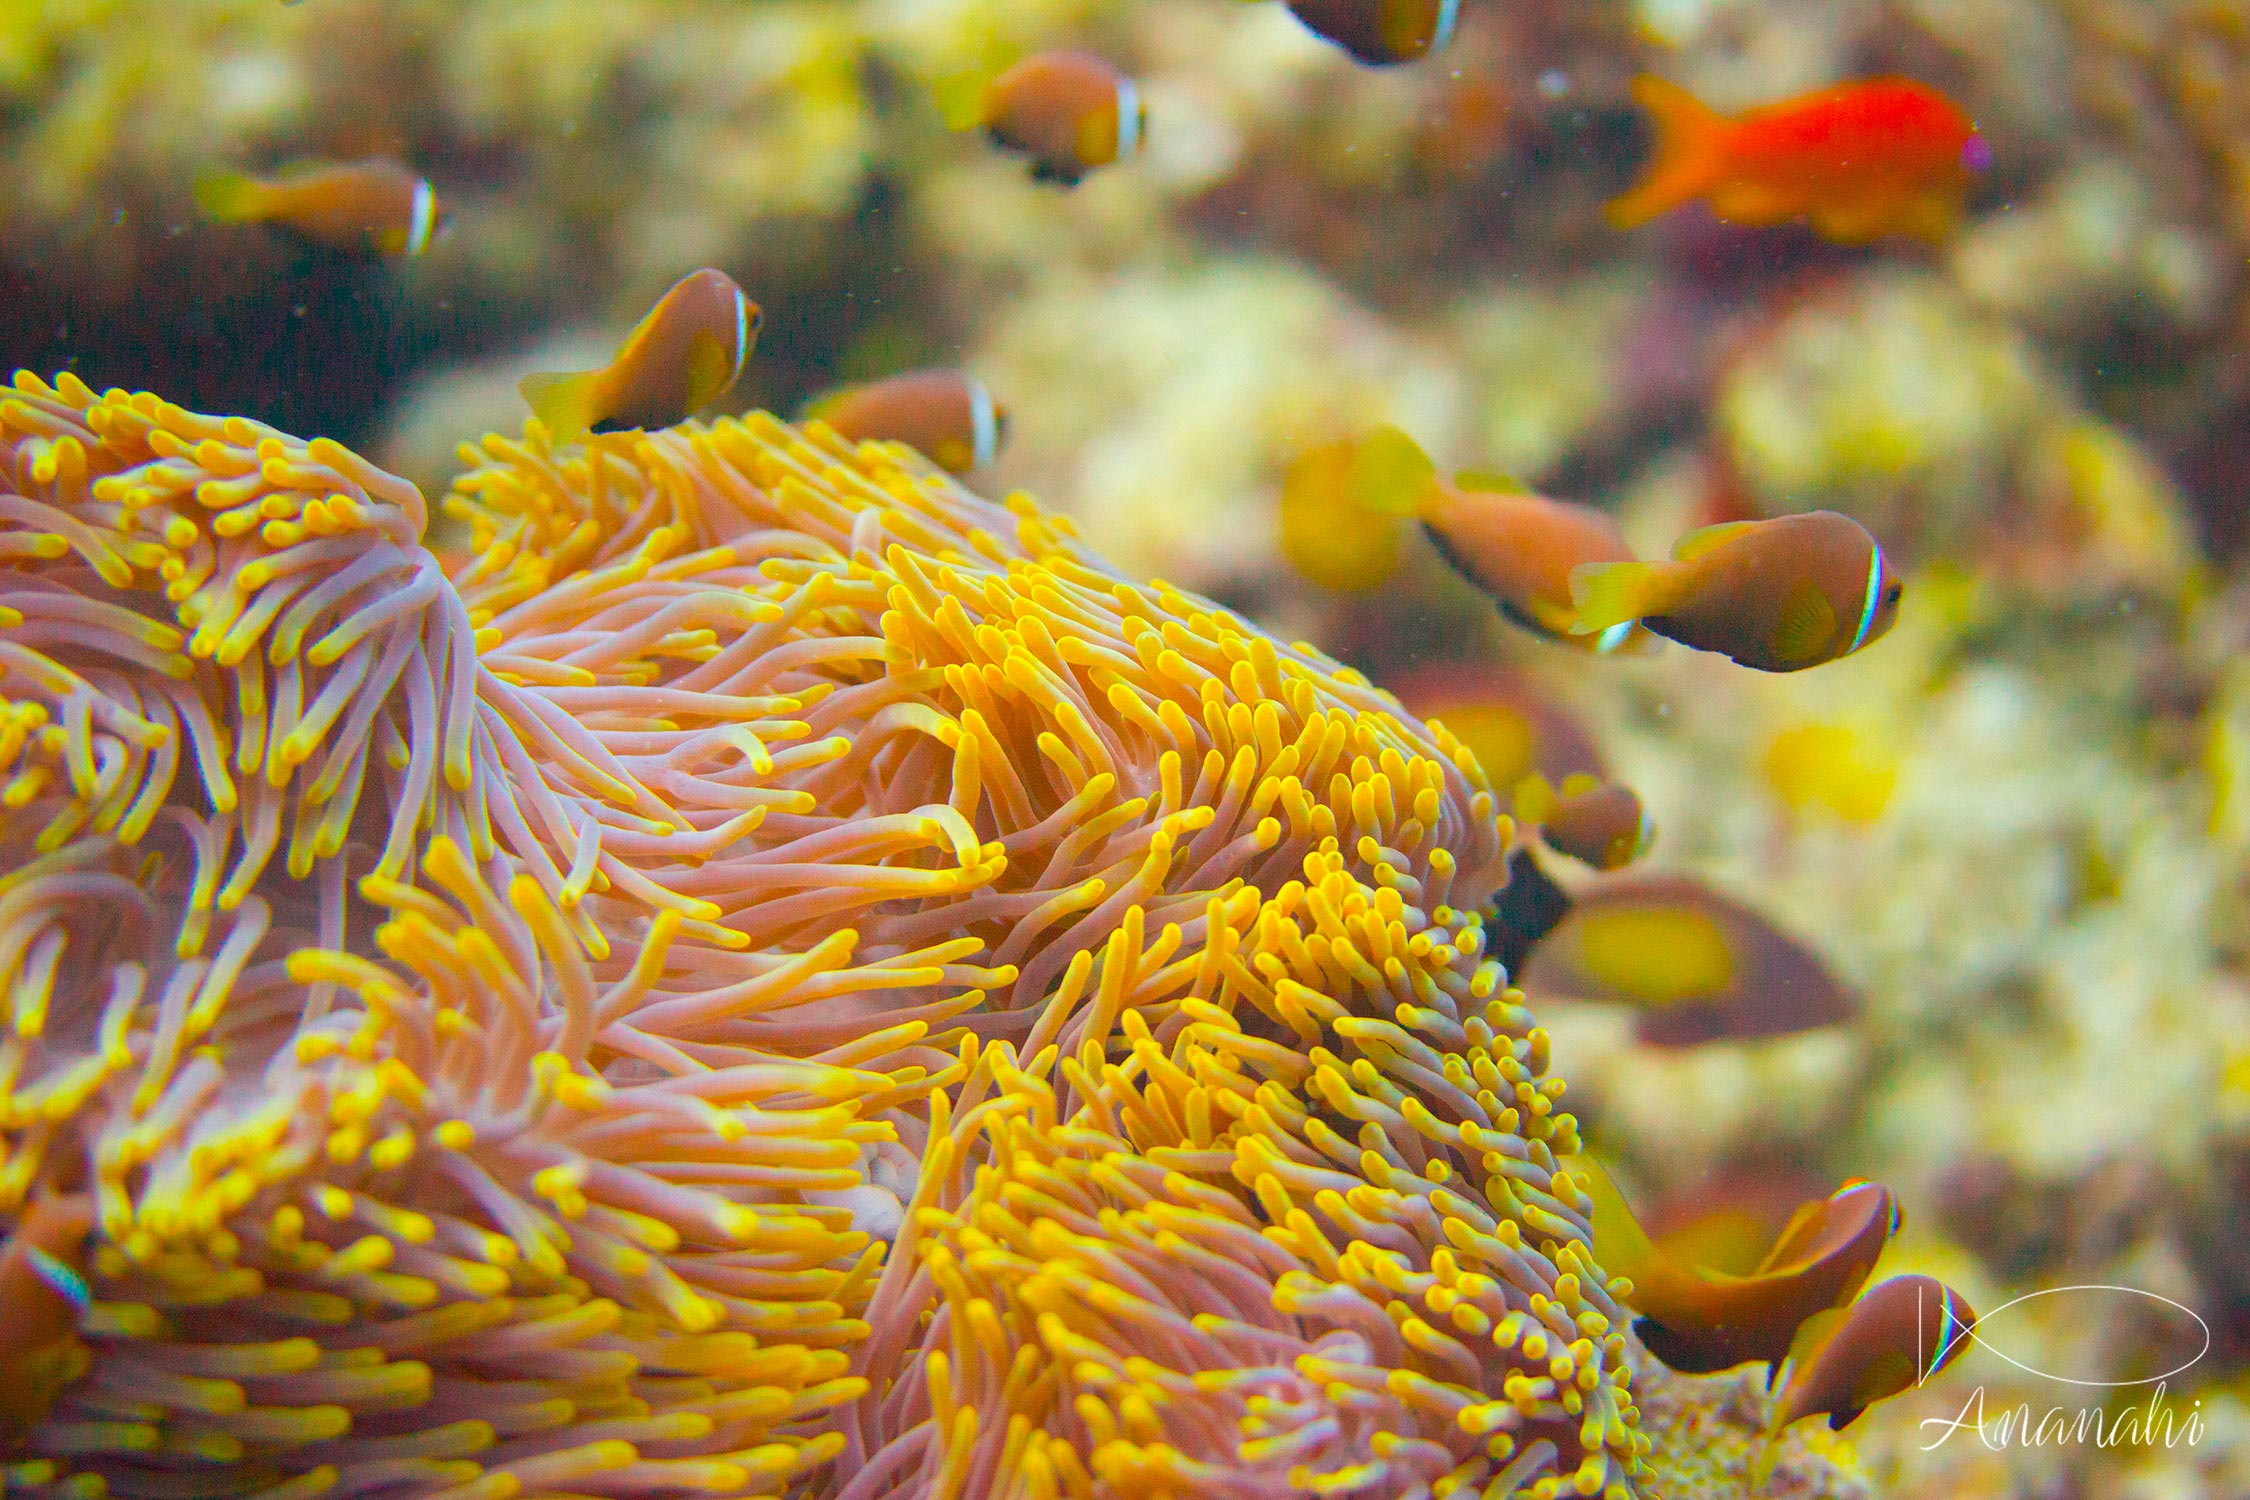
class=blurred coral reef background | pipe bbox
[7,0,2250,1496]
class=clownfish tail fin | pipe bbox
[518,370,600,447]
[1569,560,1677,635]
[1607,74,1729,230]
[1342,424,1440,519]
[193,171,265,223]
[933,72,990,131]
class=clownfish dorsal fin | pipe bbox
[1454,468,1530,495]
[1670,518,1759,562]
[1343,424,1440,519]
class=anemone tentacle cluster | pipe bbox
[0,370,1644,1500]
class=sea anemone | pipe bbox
[0,369,1639,1500]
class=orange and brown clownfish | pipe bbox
[1281,0,1461,67]
[1570,511,1903,672]
[1574,1158,1900,1377]
[0,1193,95,1449]
[1287,424,1654,653]
[1773,1274,1977,1431]
[1513,772,1654,871]
[805,368,1008,473]
[194,158,444,258]
[519,269,762,447]
[941,51,1146,185]
[1520,870,1861,1047]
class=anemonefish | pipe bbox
[1773,1274,1976,1431]
[1282,0,1461,67]
[519,269,761,447]
[1608,75,1989,245]
[1520,870,1860,1047]
[1392,665,1609,792]
[1575,1159,1898,1377]
[942,51,1146,185]
[805,369,1008,473]
[0,1194,95,1447]
[1291,424,1653,652]
[1570,511,1902,672]
[1516,773,1654,871]
[194,158,444,257]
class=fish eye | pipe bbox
[1882,582,1903,605]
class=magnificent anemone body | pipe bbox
[0,371,1645,1500]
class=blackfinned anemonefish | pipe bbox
[1281,0,1461,67]
[1284,424,1653,653]
[518,268,762,447]
[193,158,444,257]
[1773,1274,1977,1432]
[1520,870,1861,1046]
[940,51,1146,185]
[1608,75,1990,245]
[1515,772,1654,871]
[0,1194,95,1445]
[1570,511,1903,672]
[805,369,1009,473]
[1572,1158,1900,1377]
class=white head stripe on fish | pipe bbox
[1114,77,1142,158]
[1594,620,1636,656]
[968,377,998,469]
[1433,0,1462,49]
[730,290,751,384]
[1848,541,1885,654]
[406,178,437,257]
[24,1245,89,1315]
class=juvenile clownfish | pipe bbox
[1608,75,1990,246]
[1773,1274,1976,1432]
[0,1194,95,1448]
[1281,0,1461,67]
[941,51,1146,185]
[805,369,1008,473]
[1569,511,1902,672]
[1521,870,1861,1047]
[518,269,761,447]
[1296,424,1653,653]
[1574,1159,1899,1377]
[194,158,444,257]
[1514,772,1653,871]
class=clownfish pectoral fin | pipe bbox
[193,171,266,223]
[1568,560,1676,635]
[1669,519,1758,563]
[1770,579,1839,665]
[1607,75,1730,230]
[1343,425,1440,518]
[933,72,991,131]
[519,369,602,447]
[1634,1315,1745,1375]
[683,330,733,413]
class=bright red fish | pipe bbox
[1608,75,1989,245]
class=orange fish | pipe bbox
[1576,1160,1898,1377]
[1608,75,1988,245]
[1570,511,1902,672]
[1306,425,1653,652]
[1283,0,1460,66]
[519,269,761,446]
[1391,665,1608,793]
[1773,1274,1976,1431]
[1520,870,1860,1047]
[806,369,1008,473]
[943,51,1145,185]
[0,1194,94,1447]
[1517,773,1653,871]
[194,158,444,257]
